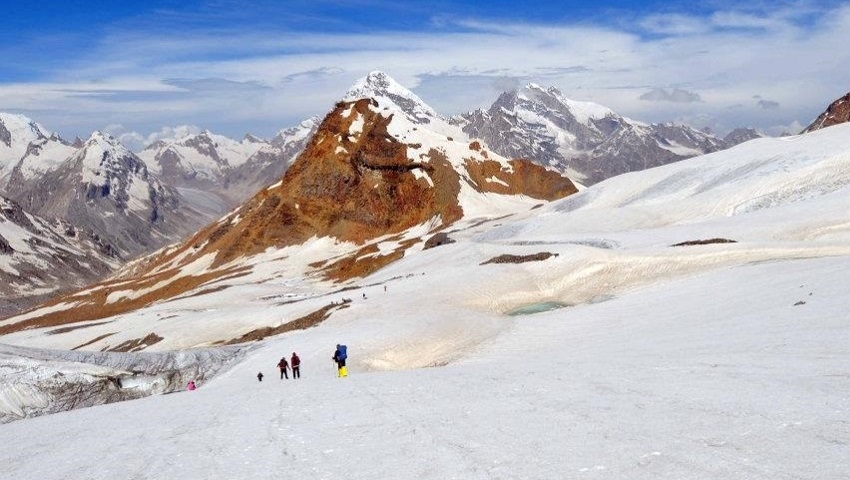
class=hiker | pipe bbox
[332,344,348,378]
[291,352,301,379]
[362,293,367,300]
[187,380,196,391]
[277,357,289,379]
[257,372,264,382]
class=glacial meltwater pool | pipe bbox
[507,301,571,316]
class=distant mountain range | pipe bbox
[0,72,579,331]
[459,84,762,185]
[0,72,806,317]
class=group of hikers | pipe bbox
[275,352,302,379]
[188,344,350,390]
[255,344,349,382]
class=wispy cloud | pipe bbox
[1,1,847,139]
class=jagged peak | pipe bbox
[87,130,121,146]
[77,131,137,164]
[343,70,438,120]
[0,112,49,143]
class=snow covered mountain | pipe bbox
[0,195,118,318]
[803,91,850,132]
[221,118,320,203]
[138,130,265,186]
[138,123,321,216]
[0,76,577,340]
[0,113,56,187]
[6,131,199,258]
[343,71,443,125]
[461,84,731,184]
[2,80,850,479]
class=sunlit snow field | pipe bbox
[2,123,850,479]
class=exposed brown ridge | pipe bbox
[1,98,578,334]
[804,92,850,133]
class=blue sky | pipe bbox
[2,0,848,148]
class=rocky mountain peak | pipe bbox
[803,92,850,133]
[344,70,439,124]
[20,97,577,325]
[0,113,50,176]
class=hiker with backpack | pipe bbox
[277,357,290,379]
[332,344,348,378]
[291,352,301,379]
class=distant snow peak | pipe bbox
[461,83,730,184]
[0,113,52,175]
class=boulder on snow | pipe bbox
[480,252,558,265]
[423,232,455,250]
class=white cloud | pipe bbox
[102,124,202,151]
[0,3,847,139]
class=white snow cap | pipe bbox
[343,70,439,119]
[0,113,51,171]
[519,83,615,124]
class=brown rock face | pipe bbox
[804,92,850,133]
[1,98,578,332]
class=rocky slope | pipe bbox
[0,195,118,317]
[803,92,850,132]
[0,74,577,335]
[461,84,731,185]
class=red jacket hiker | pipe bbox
[277,357,289,379]
[290,353,301,379]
